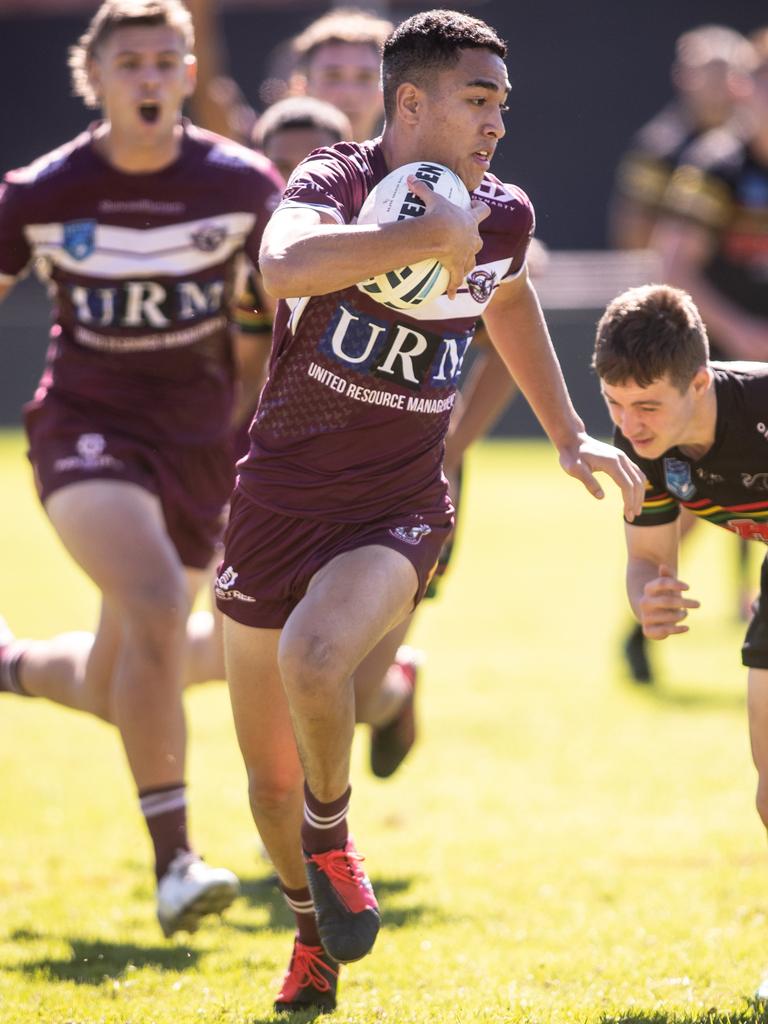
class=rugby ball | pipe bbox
[356,161,471,310]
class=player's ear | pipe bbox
[691,365,711,396]
[395,82,421,125]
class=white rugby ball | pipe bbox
[356,161,471,310]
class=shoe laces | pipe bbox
[284,943,337,993]
[308,845,369,890]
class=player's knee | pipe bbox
[127,574,190,628]
[756,782,768,829]
[278,630,346,699]
[247,768,303,820]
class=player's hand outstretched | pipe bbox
[558,433,646,521]
[638,564,700,639]
[408,176,489,299]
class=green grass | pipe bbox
[0,429,767,1023]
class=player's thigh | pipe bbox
[282,544,418,682]
[45,479,187,609]
[224,617,302,786]
[353,613,414,708]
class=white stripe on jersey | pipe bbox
[278,199,345,225]
[24,212,255,279]
[284,256,519,330]
[403,256,516,320]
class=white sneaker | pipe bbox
[156,851,240,937]
[756,974,768,1001]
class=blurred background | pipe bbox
[0,0,764,433]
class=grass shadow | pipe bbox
[10,937,200,984]
[600,1003,768,1024]
[233,872,450,933]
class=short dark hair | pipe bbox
[252,96,352,150]
[69,0,194,109]
[381,10,507,120]
[593,284,709,393]
[293,7,393,71]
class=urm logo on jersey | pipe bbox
[67,278,226,328]
[318,301,472,391]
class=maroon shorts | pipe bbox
[215,486,454,629]
[25,399,235,570]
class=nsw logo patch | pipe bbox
[63,219,97,261]
[663,457,696,500]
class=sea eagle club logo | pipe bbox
[316,301,471,393]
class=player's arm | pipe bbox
[625,519,699,639]
[653,216,767,359]
[481,270,646,520]
[443,334,517,474]
[259,184,489,301]
[0,279,14,303]
[230,271,274,427]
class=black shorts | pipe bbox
[742,553,768,669]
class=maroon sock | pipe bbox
[301,783,350,854]
[0,644,32,696]
[139,783,191,879]
[281,883,322,946]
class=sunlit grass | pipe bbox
[0,430,766,1023]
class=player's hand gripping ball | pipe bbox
[356,161,471,310]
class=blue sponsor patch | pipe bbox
[663,457,696,500]
[63,219,96,261]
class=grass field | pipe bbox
[1,428,767,1024]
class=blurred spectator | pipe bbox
[288,7,392,142]
[252,94,352,180]
[654,27,768,360]
[609,24,755,250]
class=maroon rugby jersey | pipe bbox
[0,122,283,444]
[239,139,534,522]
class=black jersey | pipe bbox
[613,103,703,216]
[614,363,768,543]
[662,129,768,320]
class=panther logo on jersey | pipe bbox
[742,472,768,491]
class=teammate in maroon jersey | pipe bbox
[592,283,768,996]
[218,9,645,1011]
[0,0,283,938]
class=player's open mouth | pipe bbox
[139,102,161,124]
[472,149,492,167]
